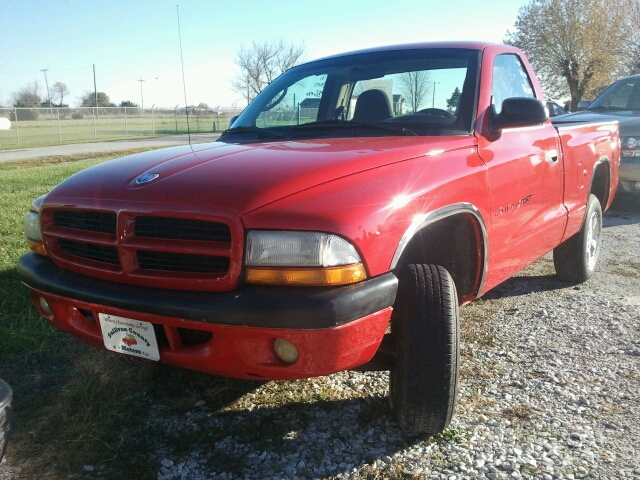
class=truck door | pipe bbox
[477,52,565,287]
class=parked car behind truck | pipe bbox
[556,73,640,194]
[18,42,619,434]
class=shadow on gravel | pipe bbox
[482,274,569,299]
[605,193,640,226]
[162,395,439,479]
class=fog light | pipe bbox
[274,338,298,364]
[634,181,640,190]
[39,297,52,315]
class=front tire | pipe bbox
[390,264,459,434]
[553,194,603,283]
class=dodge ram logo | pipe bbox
[136,173,160,184]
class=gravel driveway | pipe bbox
[4,197,639,480]
[145,195,640,480]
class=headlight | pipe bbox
[24,195,47,256]
[621,137,640,157]
[24,211,42,242]
[244,231,366,286]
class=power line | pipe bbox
[1,65,94,75]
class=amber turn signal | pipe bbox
[245,263,367,286]
[27,240,48,256]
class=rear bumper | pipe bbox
[18,253,398,379]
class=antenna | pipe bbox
[176,5,192,149]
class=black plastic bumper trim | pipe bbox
[18,253,398,329]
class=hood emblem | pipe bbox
[136,173,160,185]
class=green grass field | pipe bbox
[0,113,232,149]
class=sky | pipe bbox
[0,0,527,109]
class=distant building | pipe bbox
[393,95,405,115]
[299,98,321,109]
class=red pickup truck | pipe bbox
[18,42,619,434]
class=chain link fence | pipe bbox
[0,106,244,148]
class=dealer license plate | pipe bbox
[98,313,160,361]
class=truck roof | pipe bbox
[311,41,501,64]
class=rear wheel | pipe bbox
[553,194,603,283]
[390,264,459,434]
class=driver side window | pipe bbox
[492,54,535,114]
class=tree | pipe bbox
[505,0,630,111]
[52,81,70,105]
[119,100,138,107]
[446,87,461,113]
[231,39,306,104]
[80,91,116,107]
[397,71,430,113]
[618,0,640,74]
[11,80,42,107]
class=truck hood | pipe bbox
[553,109,640,137]
[43,136,474,215]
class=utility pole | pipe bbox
[138,77,145,112]
[41,68,52,114]
[432,81,440,108]
[93,64,99,117]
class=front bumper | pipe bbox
[619,158,640,192]
[18,253,398,380]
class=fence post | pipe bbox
[93,107,97,139]
[213,122,216,132]
[175,105,178,133]
[14,108,19,144]
[57,108,61,143]
[152,105,155,135]
[297,104,300,125]
[125,106,128,135]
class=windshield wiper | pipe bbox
[289,120,417,136]
[220,126,286,139]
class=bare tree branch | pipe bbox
[52,81,70,106]
[397,71,431,113]
[11,80,42,107]
[505,0,631,110]
[231,39,306,105]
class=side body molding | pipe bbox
[389,202,489,297]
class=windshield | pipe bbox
[220,48,480,143]
[589,77,640,112]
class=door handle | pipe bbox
[546,149,559,164]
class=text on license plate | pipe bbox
[98,313,160,361]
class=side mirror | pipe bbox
[577,100,592,111]
[228,115,239,128]
[489,98,549,134]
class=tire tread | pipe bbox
[391,264,459,433]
